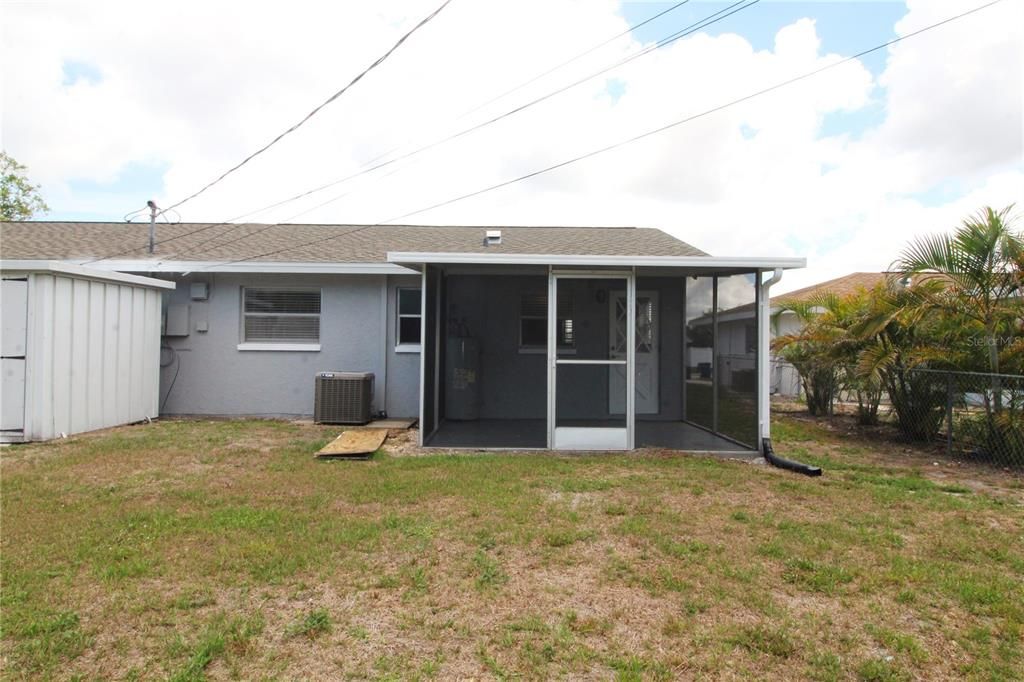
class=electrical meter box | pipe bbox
[164,304,190,337]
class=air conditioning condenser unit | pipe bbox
[314,371,374,425]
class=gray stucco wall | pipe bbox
[153,272,421,418]
[147,268,751,424]
[384,274,424,418]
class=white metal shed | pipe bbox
[1,261,175,443]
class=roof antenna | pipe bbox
[147,200,158,254]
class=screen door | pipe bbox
[549,273,634,450]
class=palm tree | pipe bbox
[773,287,884,423]
[895,205,1023,377]
[772,297,839,417]
[853,280,953,440]
[893,206,1023,454]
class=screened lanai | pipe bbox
[393,253,802,454]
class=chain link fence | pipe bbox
[898,369,1023,467]
[773,364,1024,467]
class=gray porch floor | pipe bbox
[636,421,756,454]
[425,419,755,454]
[427,419,547,449]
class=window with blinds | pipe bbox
[242,288,321,343]
[520,292,574,350]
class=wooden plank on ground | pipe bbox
[316,429,387,458]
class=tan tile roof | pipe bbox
[775,272,894,305]
[0,222,707,263]
[709,273,897,319]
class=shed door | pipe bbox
[1,279,28,432]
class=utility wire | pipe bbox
[175,164,408,261]
[123,204,150,222]
[458,0,694,119]
[100,0,757,263]
[189,0,1005,272]
[324,1,695,186]
[159,207,182,224]
[172,160,409,257]
[242,0,757,226]
[159,0,453,215]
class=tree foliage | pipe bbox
[895,204,1022,375]
[1,152,49,221]
[774,205,1023,443]
[773,287,883,423]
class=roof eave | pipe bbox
[0,260,177,289]
[57,259,418,275]
[386,252,806,269]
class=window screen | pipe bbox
[520,292,574,349]
[242,288,321,342]
[397,288,422,345]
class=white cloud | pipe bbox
[775,168,1024,294]
[1,0,1021,285]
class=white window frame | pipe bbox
[519,291,575,355]
[395,287,422,352]
[237,286,321,351]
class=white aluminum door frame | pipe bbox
[547,269,635,450]
[417,267,442,446]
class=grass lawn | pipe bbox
[2,417,1023,680]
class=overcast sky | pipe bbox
[2,0,1021,293]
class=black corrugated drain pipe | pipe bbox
[762,438,822,477]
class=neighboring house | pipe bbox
[735,272,896,397]
[0,221,804,454]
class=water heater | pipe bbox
[445,337,480,420]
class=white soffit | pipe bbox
[60,260,417,275]
[386,252,807,269]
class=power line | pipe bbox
[159,0,454,215]
[179,164,408,257]
[171,163,405,258]
[455,0,693,120]
[188,0,1005,272]
[123,204,150,223]
[121,0,758,261]
[253,0,758,224]
[328,1,696,182]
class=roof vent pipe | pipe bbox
[484,229,502,246]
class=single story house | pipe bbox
[0,221,805,454]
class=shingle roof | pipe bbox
[0,222,707,263]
